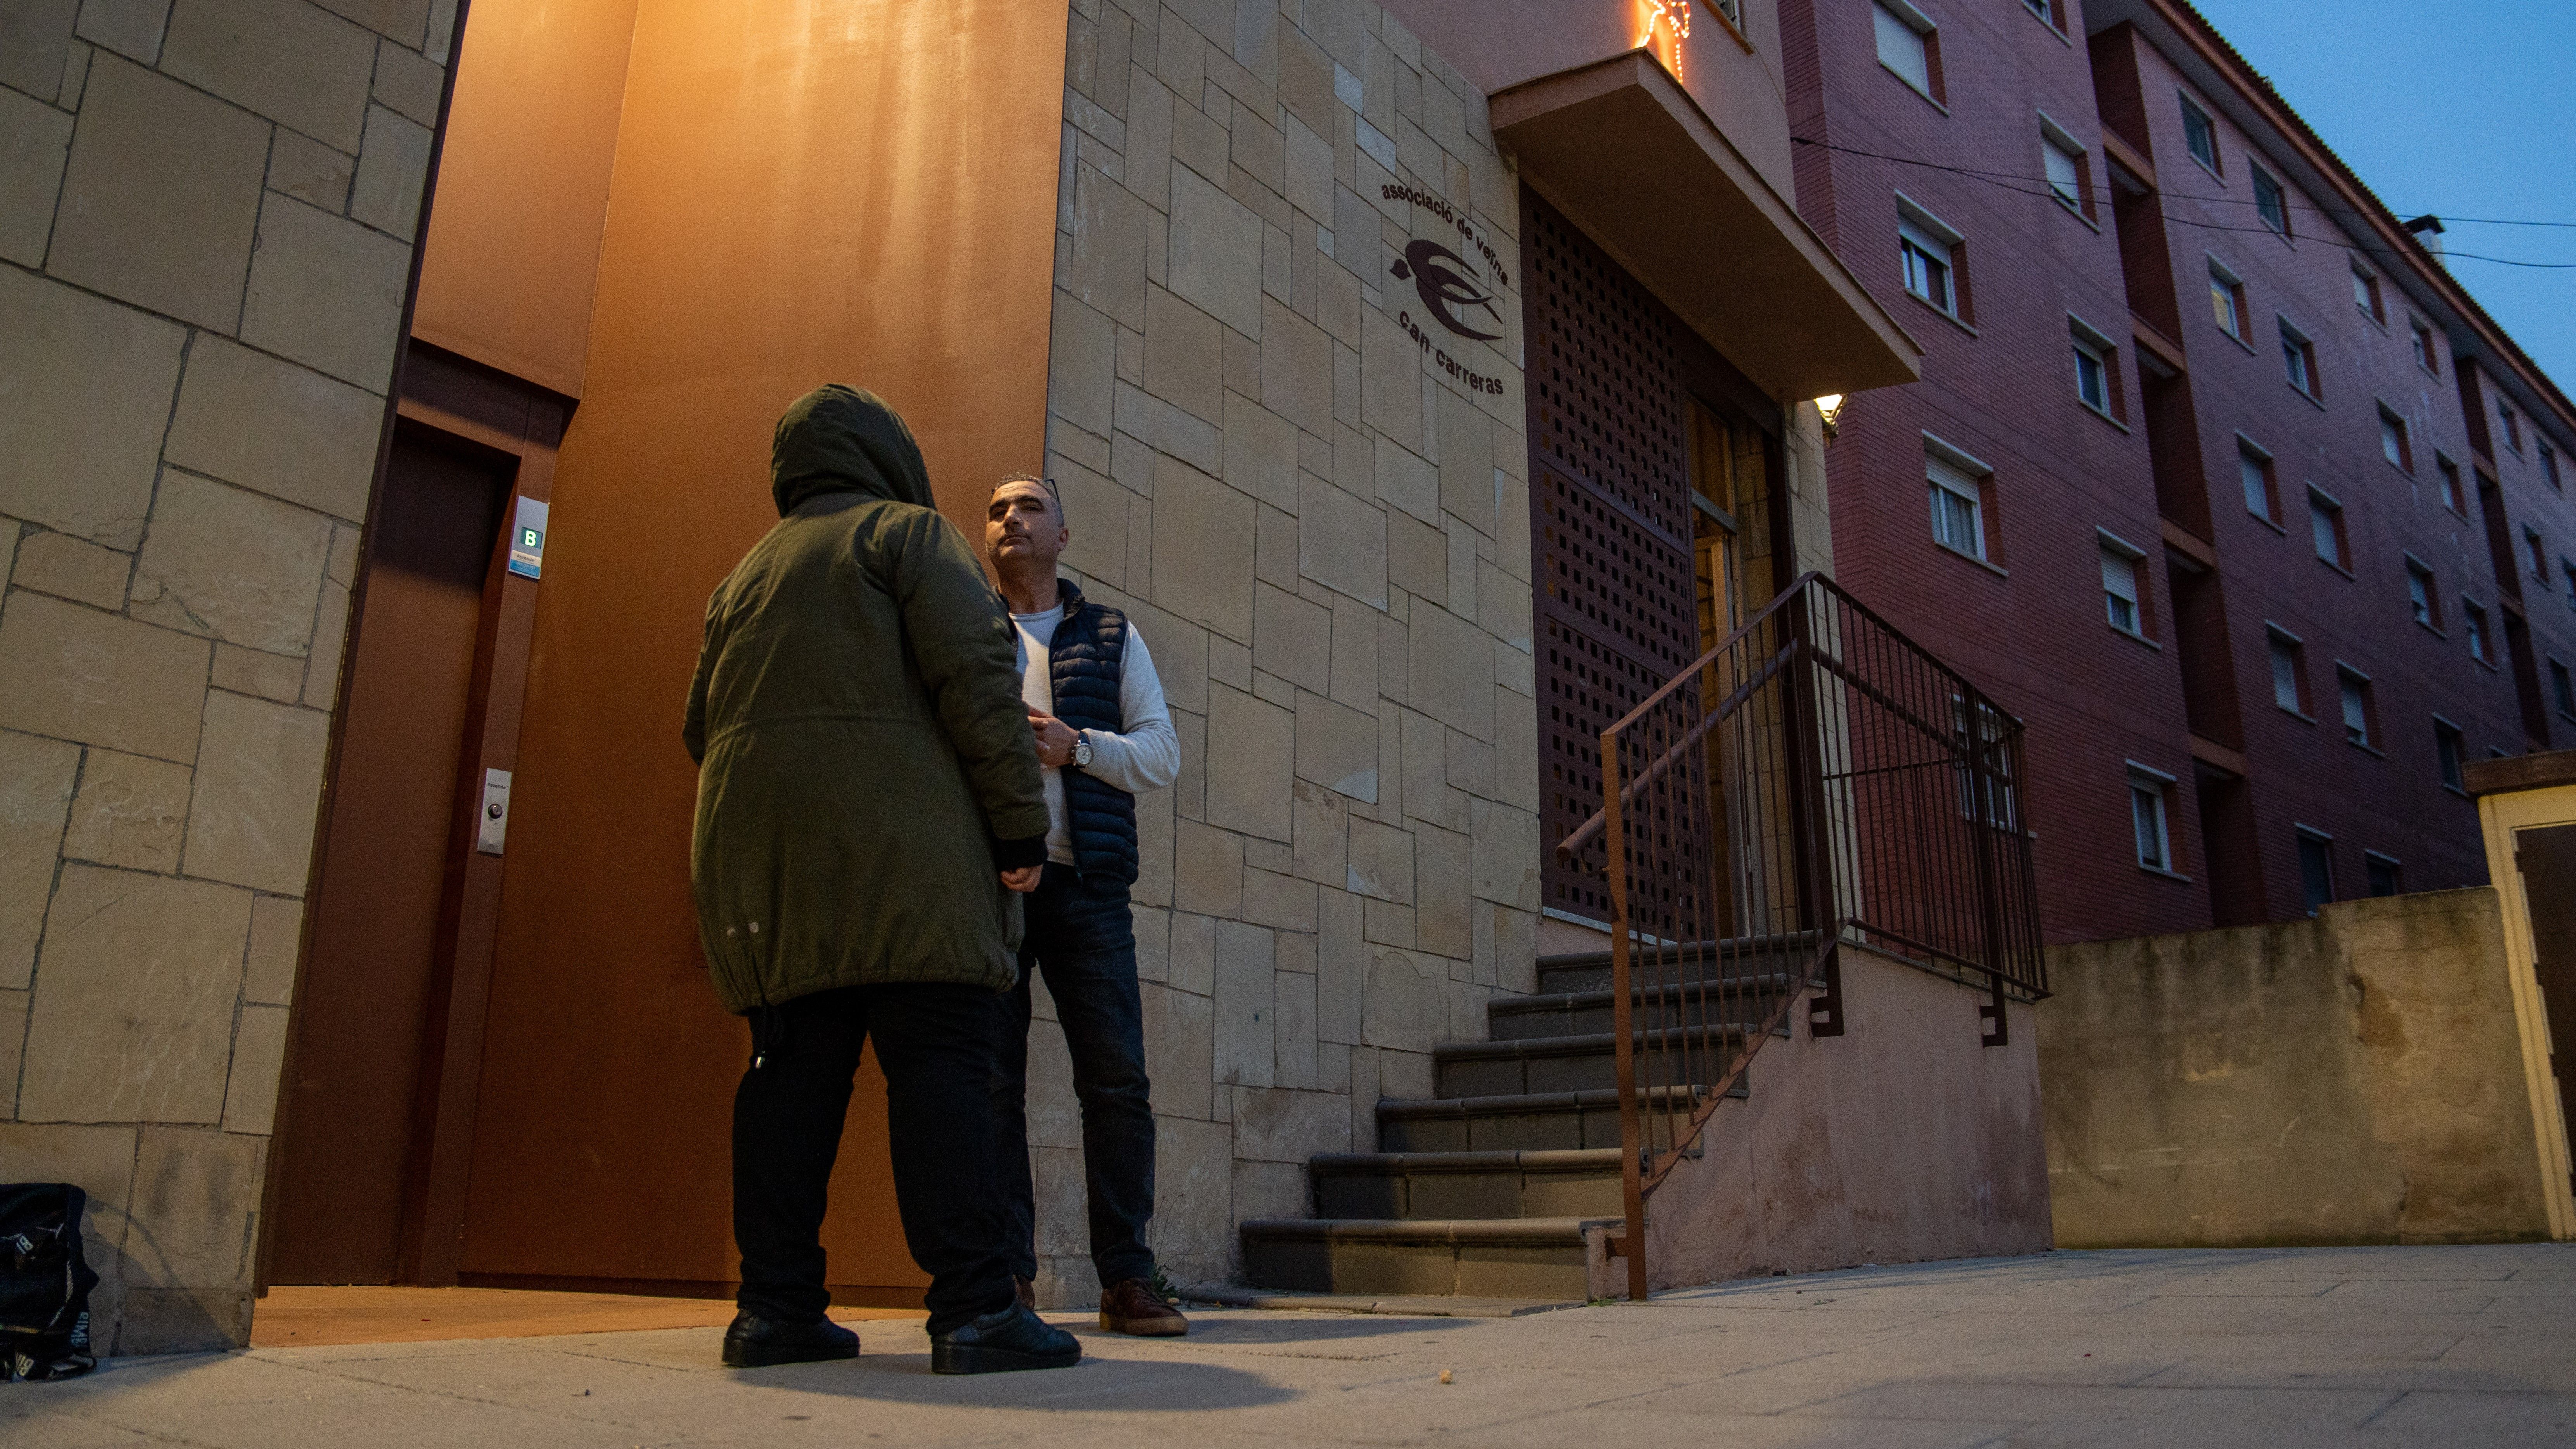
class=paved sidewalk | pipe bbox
[8,1245,2571,1447]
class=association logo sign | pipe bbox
[1390,239,1503,341]
[1377,183,1511,396]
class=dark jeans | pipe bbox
[733,982,1014,1336]
[991,863,1157,1287]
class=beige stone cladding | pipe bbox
[0,0,451,1353]
[1035,0,1540,1298]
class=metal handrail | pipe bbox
[1558,573,2047,1300]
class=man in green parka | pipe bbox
[685,385,1079,1375]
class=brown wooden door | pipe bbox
[2517,823,2576,1195]
[268,425,510,1283]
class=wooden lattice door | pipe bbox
[1523,194,1704,925]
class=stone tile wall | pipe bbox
[0,0,448,1353]
[1026,0,1541,1299]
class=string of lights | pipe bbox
[1789,136,2576,269]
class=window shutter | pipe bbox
[1874,4,1931,91]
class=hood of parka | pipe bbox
[769,384,934,517]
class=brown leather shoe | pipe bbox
[1099,1276,1189,1337]
[1013,1276,1037,1313]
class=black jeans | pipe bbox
[733,982,1014,1336]
[991,863,1157,1286]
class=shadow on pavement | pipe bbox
[728,1350,1300,1409]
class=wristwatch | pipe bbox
[1071,733,1093,769]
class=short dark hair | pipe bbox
[992,472,1062,526]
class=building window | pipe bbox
[2307,487,2348,570]
[2071,317,2121,418]
[2297,829,2335,915]
[2552,658,2576,719]
[1875,1,1939,102]
[2410,318,2439,374]
[2365,853,2403,897]
[2434,718,2467,792]
[1952,697,2019,830]
[2022,0,2063,29]
[2100,532,2148,635]
[2252,165,2290,235]
[2239,439,2279,522]
[2499,403,2522,453]
[1898,200,1965,318]
[2074,337,2109,411]
[2280,319,2319,398]
[2543,443,2562,491]
[2528,527,2550,579]
[2405,557,2441,629]
[2209,261,2247,342]
[2043,136,2083,210]
[1901,225,1953,311]
[2040,116,2090,216]
[1928,453,1988,561]
[2562,557,2576,609]
[2130,769,2175,873]
[2268,627,2308,714]
[2351,265,2384,323]
[2464,600,2491,664]
[2379,406,2413,473]
[2180,94,2220,174]
[2337,666,2374,747]
[2437,455,2465,515]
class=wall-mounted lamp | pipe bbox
[1814,394,1846,440]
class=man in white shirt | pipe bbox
[984,474,1187,1335]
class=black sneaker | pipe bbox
[929,1302,1081,1375]
[721,1311,859,1368]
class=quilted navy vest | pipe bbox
[1045,580,1141,886]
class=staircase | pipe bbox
[1232,937,1808,1305]
[1222,574,2050,1305]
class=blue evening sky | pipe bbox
[2183,0,2576,393]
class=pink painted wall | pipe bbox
[1595,956,2052,1292]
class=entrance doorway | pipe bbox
[268,422,511,1284]
[2515,823,2576,1194]
[262,342,568,1290]
[1522,190,1788,930]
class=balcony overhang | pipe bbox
[1491,51,1921,401]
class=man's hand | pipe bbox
[1001,865,1042,893]
[1027,705,1079,769]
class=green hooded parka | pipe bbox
[684,386,1048,1012]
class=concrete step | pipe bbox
[1434,1023,1760,1096]
[1536,929,1823,994]
[1238,1216,1612,1300]
[1308,1148,1625,1220]
[1375,1084,1737,1153]
[1488,974,1800,1040]
[1178,1283,1574,1317]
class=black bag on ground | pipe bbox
[0,1182,100,1380]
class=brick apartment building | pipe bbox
[1786,0,2576,940]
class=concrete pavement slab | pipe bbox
[7,1246,2570,1448]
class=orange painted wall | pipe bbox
[452,0,1070,1291]
[413,0,641,398]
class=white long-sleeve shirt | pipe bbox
[1010,600,1181,866]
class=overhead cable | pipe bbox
[1789,136,2576,269]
